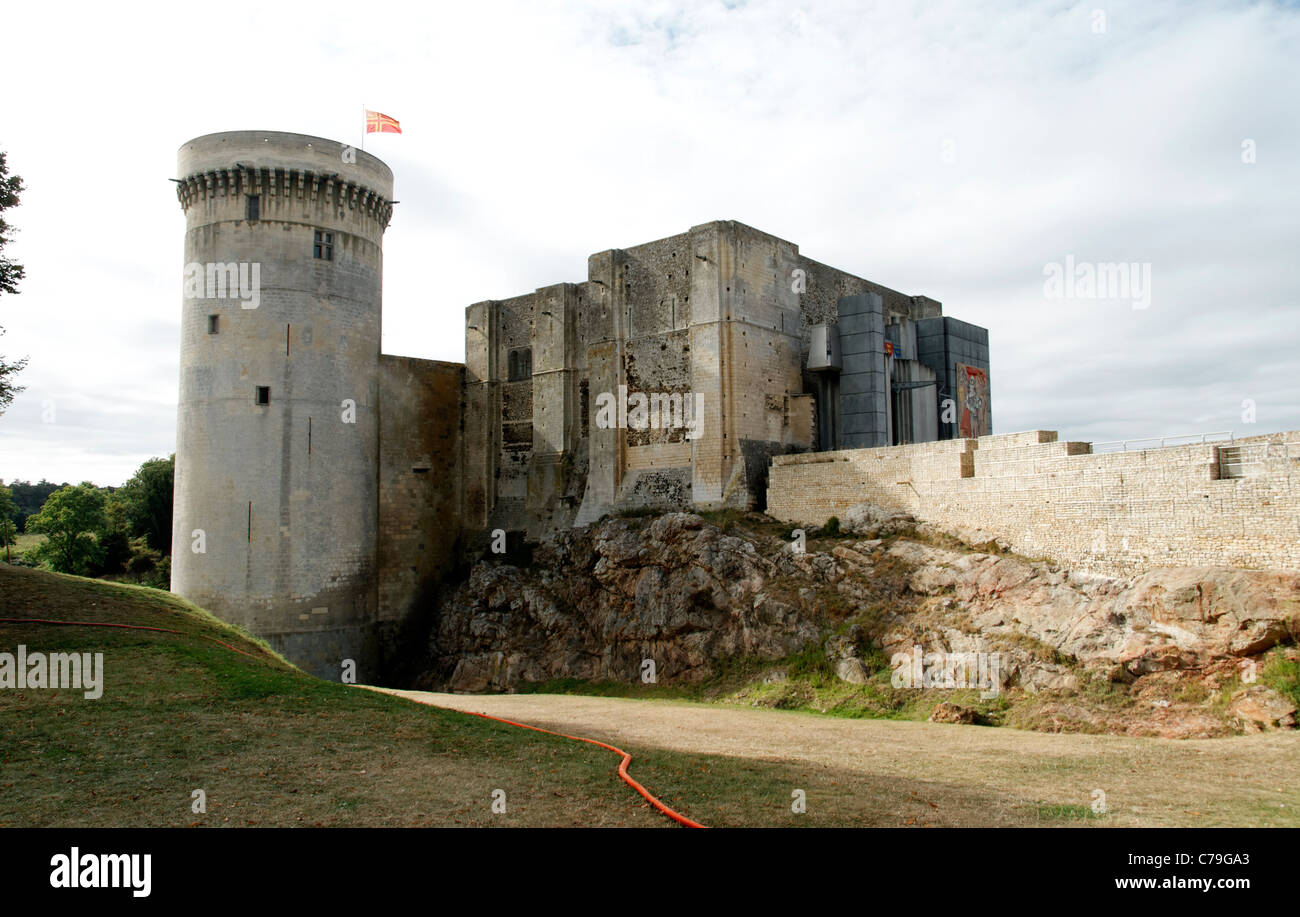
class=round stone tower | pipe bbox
[171,130,394,680]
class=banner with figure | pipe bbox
[956,363,990,437]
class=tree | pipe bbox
[95,493,133,575]
[115,455,174,553]
[26,483,107,575]
[7,479,69,531]
[0,482,17,561]
[0,149,27,414]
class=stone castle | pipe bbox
[170,130,1298,681]
[170,130,991,678]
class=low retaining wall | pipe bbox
[767,430,1300,576]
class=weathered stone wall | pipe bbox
[496,290,536,530]
[768,430,1300,576]
[796,255,941,330]
[377,356,463,636]
[625,333,692,447]
[620,232,693,337]
[685,222,814,508]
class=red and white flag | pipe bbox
[365,110,401,134]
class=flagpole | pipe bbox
[361,103,366,151]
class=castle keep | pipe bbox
[466,218,991,537]
[170,130,995,678]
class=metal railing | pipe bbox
[1090,431,1234,454]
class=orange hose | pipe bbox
[467,710,706,828]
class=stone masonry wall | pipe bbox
[768,429,1300,576]
[377,356,464,629]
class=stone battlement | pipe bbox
[768,430,1300,577]
[176,131,394,228]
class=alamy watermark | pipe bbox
[890,645,1003,699]
[592,385,705,440]
[1043,255,1151,310]
[0,645,103,699]
[183,261,261,310]
[49,847,150,897]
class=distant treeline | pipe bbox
[5,479,71,532]
[1,456,174,588]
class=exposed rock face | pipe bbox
[1229,685,1298,731]
[825,629,870,684]
[420,514,822,693]
[877,540,1300,687]
[414,506,1300,737]
[929,702,984,725]
[840,504,917,539]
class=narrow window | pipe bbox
[313,230,333,261]
[207,314,219,334]
[246,195,260,222]
[255,386,270,406]
[286,323,291,356]
[307,417,312,455]
[412,467,430,474]
[247,501,252,542]
[508,347,531,382]
[579,379,589,438]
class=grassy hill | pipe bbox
[0,564,701,827]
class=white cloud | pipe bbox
[1,0,1297,484]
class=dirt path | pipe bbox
[370,689,1300,827]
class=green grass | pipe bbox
[1030,802,1106,822]
[1262,651,1300,709]
[3,532,45,563]
[517,642,1014,725]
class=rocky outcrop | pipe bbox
[1228,685,1298,731]
[928,702,985,725]
[414,506,1300,737]
[824,628,870,684]
[875,539,1300,686]
[840,504,917,539]
[419,514,823,693]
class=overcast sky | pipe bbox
[1,0,1297,487]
